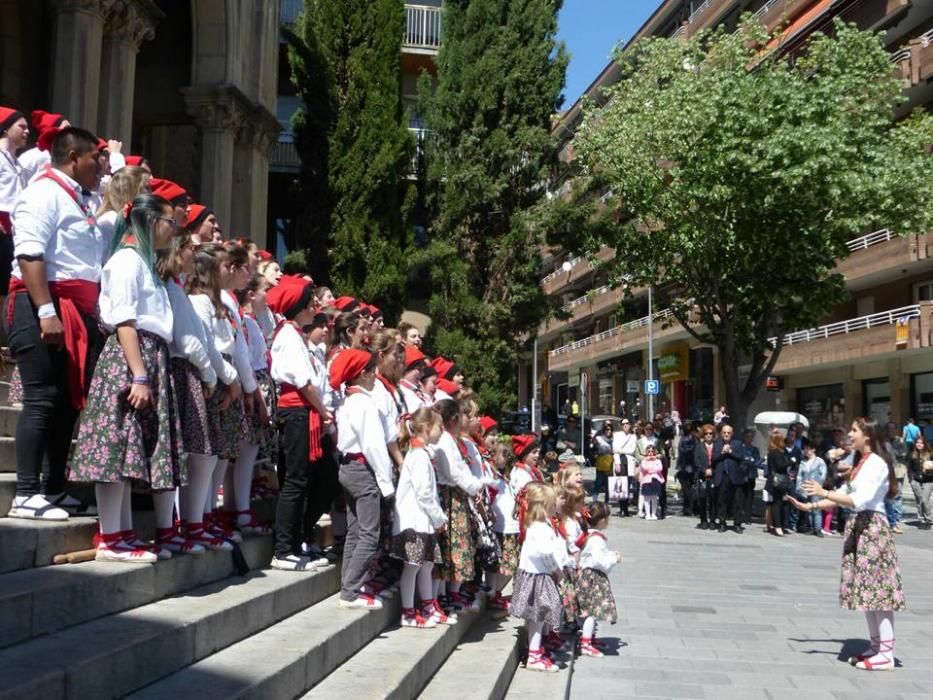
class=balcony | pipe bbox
[403,4,441,54]
[541,246,615,296]
[839,229,933,291]
[270,131,300,173]
[890,28,933,86]
[548,308,694,372]
[772,302,933,372]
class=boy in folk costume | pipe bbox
[18,110,69,184]
[267,276,333,571]
[5,127,103,520]
[331,348,396,609]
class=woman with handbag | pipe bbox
[591,423,614,504]
[766,429,793,537]
[907,435,933,528]
[787,417,906,671]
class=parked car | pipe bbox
[500,411,532,436]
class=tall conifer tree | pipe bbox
[419,0,568,414]
[287,0,414,321]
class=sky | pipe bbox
[556,0,663,110]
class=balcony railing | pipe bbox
[550,307,675,356]
[846,228,895,252]
[752,0,782,19]
[688,0,713,23]
[404,4,441,51]
[270,131,300,172]
[769,305,921,347]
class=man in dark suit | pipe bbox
[712,424,747,533]
[692,424,717,529]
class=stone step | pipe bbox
[0,515,99,574]
[126,593,399,700]
[0,475,96,519]
[0,405,20,438]
[0,381,13,405]
[303,599,486,700]
[504,632,575,700]
[0,437,15,472]
[0,560,341,700]
[418,610,523,700]
[0,532,273,649]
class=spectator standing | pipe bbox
[885,421,907,535]
[798,440,828,537]
[676,422,699,516]
[590,422,614,504]
[712,424,746,533]
[692,424,716,529]
[907,435,933,528]
[766,429,792,537]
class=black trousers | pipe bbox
[696,479,715,524]
[5,292,97,497]
[274,408,338,557]
[678,474,695,515]
[717,480,746,526]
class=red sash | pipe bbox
[7,277,99,410]
[272,320,323,461]
[0,211,11,236]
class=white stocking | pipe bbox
[582,616,596,639]
[120,481,133,531]
[206,458,228,515]
[864,611,880,653]
[873,611,895,663]
[400,562,420,609]
[417,563,434,605]
[181,453,217,525]
[152,490,176,530]
[95,482,125,536]
[527,621,544,653]
[232,440,260,520]
[638,492,644,515]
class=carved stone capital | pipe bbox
[250,106,283,157]
[103,0,163,49]
[183,84,254,139]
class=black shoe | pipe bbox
[718,524,727,533]
[814,530,824,537]
[734,525,744,534]
[696,522,708,530]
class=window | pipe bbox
[913,281,933,302]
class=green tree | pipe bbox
[418,0,568,415]
[286,0,414,321]
[574,19,933,427]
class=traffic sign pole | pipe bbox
[647,284,654,421]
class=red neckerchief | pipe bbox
[39,170,95,227]
[588,530,607,541]
[271,318,299,342]
[346,385,367,397]
[410,437,426,449]
[515,461,544,482]
[553,516,568,539]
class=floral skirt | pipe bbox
[511,569,562,629]
[839,511,906,611]
[439,485,475,581]
[70,331,183,490]
[497,533,520,577]
[577,568,618,623]
[559,566,580,620]
[171,358,212,456]
[391,528,442,565]
[253,369,277,467]
[205,361,247,462]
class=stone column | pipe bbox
[50,0,114,129]
[183,86,250,230]
[97,1,161,141]
[231,107,279,242]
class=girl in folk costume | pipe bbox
[158,231,228,554]
[511,481,568,673]
[218,242,267,535]
[511,435,544,493]
[329,309,366,358]
[237,273,278,487]
[331,349,396,609]
[576,501,621,658]
[185,247,244,543]
[398,344,427,412]
[70,194,183,563]
[555,486,586,638]
[95,166,150,257]
[392,407,448,628]
[460,398,501,598]
[489,440,519,612]
[266,276,334,571]
[434,398,490,611]
[788,418,906,671]
[418,365,439,406]
[314,285,335,308]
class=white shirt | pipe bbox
[336,388,395,497]
[564,516,584,556]
[435,388,453,402]
[399,381,424,413]
[434,431,483,495]
[371,379,400,443]
[462,436,485,480]
[579,531,616,573]
[270,322,315,389]
[255,307,276,342]
[491,475,519,534]
[11,169,104,283]
[242,315,268,372]
[510,463,537,494]
[17,147,49,185]
[188,294,239,386]
[393,445,446,534]
[0,148,26,212]
[96,210,118,263]
[841,452,890,514]
[165,279,217,386]
[518,521,567,575]
[99,248,172,341]
[220,292,257,393]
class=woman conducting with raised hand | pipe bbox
[787,417,906,672]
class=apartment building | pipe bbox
[530,0,933,434]
[271,0,440,256]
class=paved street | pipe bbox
[570,484,933,699]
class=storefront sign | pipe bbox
[766,376,783,392]
[626,380,640,393]
[659,343,690,382]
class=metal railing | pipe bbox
[404,4,441,50]
[270,132,300,171]
[846,228,895,252]
[550,307,674,356]
[688,0,713,23]
[541,256,582,286]
[565,285,610,310]
[752,0,782,19]
[891,47,912,64]
[770,305,921,347]
[921,27,933,47]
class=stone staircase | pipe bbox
[0,385,577,699]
